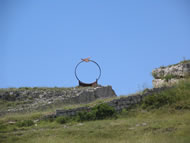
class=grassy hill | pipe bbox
[0,78,190,143]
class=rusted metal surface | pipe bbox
[75,58,101,87]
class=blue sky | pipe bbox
[1,0,190,95]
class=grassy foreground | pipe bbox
[0,79,190,143]
[0,109,190,143]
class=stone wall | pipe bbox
[55,87,167,117]
[152,60,190,88]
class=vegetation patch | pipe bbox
[142,90,178,109]
[142,78,190,109]
[16,120,34,127]
[152,72,158,79]
[77,103,116,122]
[56,116,70,124]
[163,74,177,82]
[55,103,117,124]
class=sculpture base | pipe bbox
[79,80,98,87]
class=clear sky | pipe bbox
[1,0,190,95]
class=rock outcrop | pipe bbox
[152,60,190,88]
[0,86,116,114]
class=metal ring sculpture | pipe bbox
[75,60,101,87]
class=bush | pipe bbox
[152,72,158,79]
[93,103,116,120]
[44,117,54,122]
[77,103,116,121]
[56,116,69,124]
[163,74,178,82]
[141,78,190,109]
[77,110,96,121]
[164,74,174,82]
[16,120,34,127]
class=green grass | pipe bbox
[0,78,190,143]
[0,108,190,143]
[142,78,190,110]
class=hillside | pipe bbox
[0,60,190,143]
[0,86,116,115]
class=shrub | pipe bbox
[16,120,34,127]
[152,72,158,79]
[77,110,96,121]
[44,117,54,122]
[93,103,116,120]
[142,88,179,109]
[77,103,116,121]
[164,74,173,82]
[19,87,31,90]
[56,116,69,124]
[164,74,177,82]
[142,78,190,109]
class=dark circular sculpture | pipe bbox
[75,59,101,87]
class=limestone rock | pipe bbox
[0,86,116,114]
[152,78,183,88]
[152,60,190,88]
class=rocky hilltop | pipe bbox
[0,86,116,114]
[152,60,190,88]
[1,60,190,116]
